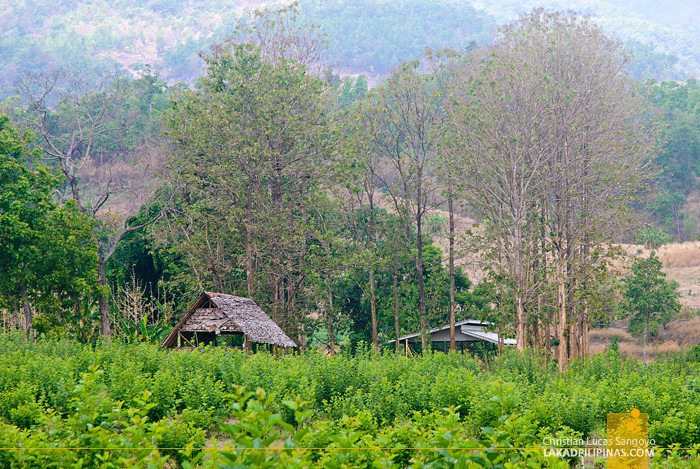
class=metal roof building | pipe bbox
[387,319,517,351]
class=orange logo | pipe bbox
[607,408,652,468]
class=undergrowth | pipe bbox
[0,333,699,467]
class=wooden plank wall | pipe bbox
[181,308,241,333]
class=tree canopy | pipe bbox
[0,115,98,338]
[0,4,693,360]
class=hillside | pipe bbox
[464,0,700,79]
[1,0,698,94]
[623,241,700,309]
[588,241,700,361]
[0,0,490,89]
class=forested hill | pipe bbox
[465,0,700,79]
[0,0,490,87]
[0,0,697,91]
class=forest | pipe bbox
[1,3,696,358]
[1,2,700,466]
[0,0,697,90]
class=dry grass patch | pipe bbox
[655,316,700,345]
[658,241,700,268]
[619,240,700,268]
[589,327,633,345]
[589,314,700,361]
[588,314,700,361]
[618,241,700,309]
[616,341,682,361]
[589,343,608,357]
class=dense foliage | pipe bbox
[0,116,98,338]
[646,80,700,242]
[0,336,699,467]
[299,0,489,76]
[0,5,689,358]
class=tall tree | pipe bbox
[624,252,681,365]
[429,48,471,352]
[447,9,656,367]
[357,61,442,351]
[163,4,333,342]
[306,194,354,354]
[342,103,384,352]
[0,115,98,339]
[11,70,166,340]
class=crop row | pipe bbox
[0,334,699,467]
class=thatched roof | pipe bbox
[162,291,297,348]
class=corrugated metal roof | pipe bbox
[387,319,516,345]
[460,327,517,345]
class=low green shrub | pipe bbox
[0,334,698,466]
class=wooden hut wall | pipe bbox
[181,308,242,333]
[179,330,218,346]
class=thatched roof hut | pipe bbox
[161,291,297,349]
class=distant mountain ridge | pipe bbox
[0,0,697,92]
[463,0,699,79]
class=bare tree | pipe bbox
[13,69,166,340]
[447,44,552,350]
[341,105,386,352]
[429,48,472,352]
[358,61,443,351]
[447,10,656,365]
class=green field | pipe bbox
[0,335,699,467]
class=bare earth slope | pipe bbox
[623,241,700,309]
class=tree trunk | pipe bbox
[582,300,590,358]
[245,184,255,297]
[448,193,456,352]
[270,274,280,324]
[369,269,378,352]
[394,261,401,352]
[416,211,428,352]
[97,261,111,342]
[327,284,335,355]
[557,259,567,372]
[298,321,307,352]
[288,195,307,345]
[643,311,650,366]
[541,205,551,356]
[368,187,378,352]
[244,334,253,351]
[579,240,591,360]
[532,313,540,350]
[19,283,33,340]
[515,293,526,351]
[211,263,225,293]
[569,313,579,360]
[531,211,543,350]
[514,223,527,351]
